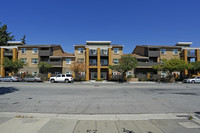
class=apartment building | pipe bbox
[74,41,123,80]
[0,42,75,77]
[0,41,123,80]
[132,42,200,79]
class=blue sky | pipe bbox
[1,0,200,53]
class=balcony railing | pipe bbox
[187,52,196,57]
[148,51,160,57]
[39,50,51,56]
[4,51,13,56]
[100,50,108,56]
[138,62,159,67]
[89,63,97,66]
[89,50,97,56]
[43,61,62,66]
[101,62,108,66]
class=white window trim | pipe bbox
[173,49,178,55]
[78,48,84,54]
[161,49,166,55]
[66,59,71,64]
[32,48,38,54]
[114,48,119,54]
[31,58,38,64]
[21,48,26,54]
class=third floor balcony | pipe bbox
[148,51,160,57]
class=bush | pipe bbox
[95,79,103,81]
[127,75,132,78]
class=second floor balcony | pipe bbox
[42,61,62,66]
[148,51,160,57]
[4,51,13,56]
[137,62,159,67]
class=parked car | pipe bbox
[49,74,74,83]
[0,76,22,82]
[183,76,200,83]
[22,76,42,82]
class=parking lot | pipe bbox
[0,82,200,114]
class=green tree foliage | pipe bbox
[3,57,25,74]
[21,34,26,44]
[38,62,52,74]
[153,58,189,77]
[109,54,138,81]
[190,61,200,72]
[0,23,15,46]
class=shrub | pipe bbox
[95,79,103,81]
[127,75,132,78]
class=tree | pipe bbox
[3,57,25,74]
[109,54,138,81]
[0,23,15,46]
[153,58,189,81]
[190,61,200,73]
[38,62,52,74]
[70,61,85,81]
[21,34,26,44]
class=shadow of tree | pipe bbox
[0,87,19,95]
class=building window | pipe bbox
[21,48,26,54]
[114,48,119,54]
[20,58,26,63]
[66,59,71,64]
[33,48,37,54]
[161,49,166,55]
[31,58,38,64]
[78,58,84,63]
[89,59,97,66]
[173,49,178,55]
[32,71,38,76]
[113,59,119,64]
[101,49,108,55]
[78,48,84,54]
[127,71,132,75]
[101,59,108,66]
[89,49,97,55]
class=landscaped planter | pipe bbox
[127,78,138,82]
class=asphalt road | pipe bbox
[0,82,200,114]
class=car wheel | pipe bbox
[65,79,69,83]
[51,79,55,83]
[191,80,195,83]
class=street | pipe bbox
[0,82,200,114]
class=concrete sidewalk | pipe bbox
[0,112,200,133]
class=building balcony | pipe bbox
[39,50,51,56]
[187,52,196,57]
[43,61,62,66]
[101,63,108,66]
[4,51,13,56]
[89,50,97,56]
[137,62,159,68]
[100,50,108,56]
[89,63,97,66]
[148,51,160,57]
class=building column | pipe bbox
[0,48,5,77]
[97,48,101,79]
[183,49,188,76]
[85,48,89,81]
[108,48,112,80]
[13,48,17,61]
[196,49,200,61]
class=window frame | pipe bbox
[21,48,26,54]
[66,59,71,64]
[173,49,178,55]
[20,58,26,63]
[31,58,38,64]
[32,48,38,54]
[113,48,119,54]
[78,48,84,54]
[113,59,119,64]
[160,49,166,55]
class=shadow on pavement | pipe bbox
[0,87,19,95]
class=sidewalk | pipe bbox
[0,112,200,133]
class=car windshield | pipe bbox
[189,77,196,79]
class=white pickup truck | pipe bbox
[50,74,74,83]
